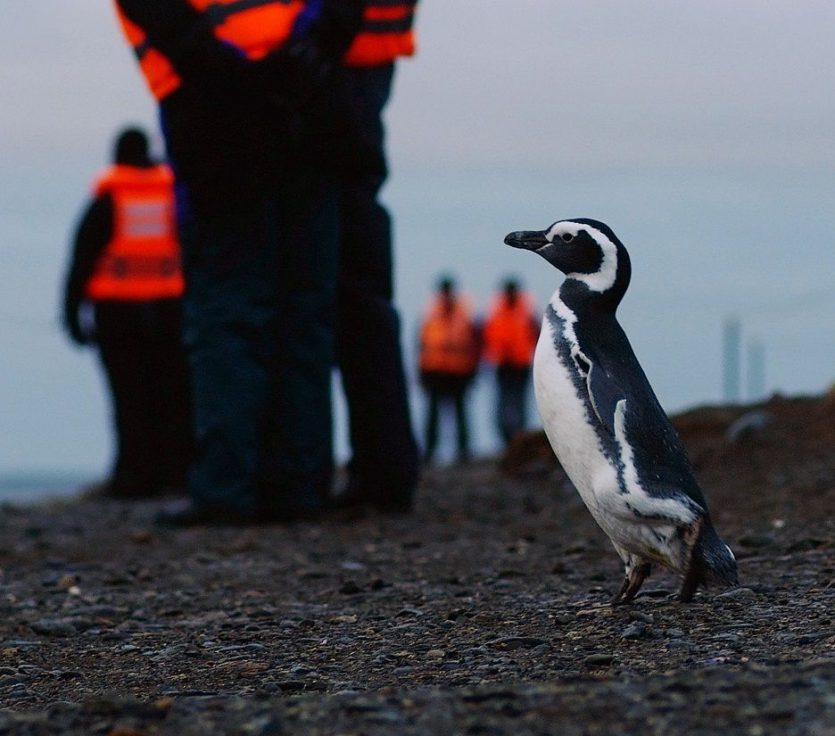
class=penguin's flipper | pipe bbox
[584,360,625,436]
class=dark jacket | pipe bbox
[115,0,367,212]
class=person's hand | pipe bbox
[64,303,92,346]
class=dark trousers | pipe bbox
[95,300,193,495]
[178,165,339,516]
[496,365,531,445]
[335,64,419,500]
[421,373,472,463]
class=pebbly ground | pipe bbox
[0,394,833,735]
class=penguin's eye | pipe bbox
[561,233,574,243]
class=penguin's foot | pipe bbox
[611,562,652,605]
[677,518,705,602]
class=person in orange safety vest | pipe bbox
[116,0,421,514]
[482,278,540,446]
[63,127,192,499]
[418,276,480,464]
[112,0,416,525]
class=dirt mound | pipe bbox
[502,391,835,525]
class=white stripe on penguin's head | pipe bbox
[544,221,619,294]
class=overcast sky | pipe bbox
[5,2,835,170]
[2,2,834,476]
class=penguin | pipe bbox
[504,218,738,603]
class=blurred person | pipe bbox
[482,278,539,446]
[329,0,422,513]
[418,276,480,464]
[63,126,192,498]
[112,0,366,524]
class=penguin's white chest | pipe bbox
[532,314,618,519]
[532,303,697,569]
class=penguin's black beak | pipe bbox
[504,230,550,251]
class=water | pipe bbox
[0,472,97,505]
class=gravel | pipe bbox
[0,393,832,734]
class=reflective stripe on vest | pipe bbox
[419,296,479,376]
[113,0,304,100]
[344,1,417,66]
[483,293,539,368]
[115,6,182,101]
[85,165,185,302]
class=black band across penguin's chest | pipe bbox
[545,304,626,486]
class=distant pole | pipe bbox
[722,317,741,404]
[747,337,766,402]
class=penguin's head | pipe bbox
[504,218,631,306]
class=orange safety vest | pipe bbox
[483,292,539,368]
[419,295,479,376]
[344,1,417,67]
[85,164,184,302]
[114,0,416,101]
[114,0,305,101]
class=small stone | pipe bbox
[56,574,79,590]
[712,633,741,643]
[716,587,756,600]
[339,581,363,595]
[621,624,647,640]
[129,529,153,544]
[426,649,445,659]
[340,560,366,572]
[328,615,358,624]
[738,534,775,549]
[787,539,824,553]
[488,637,548,651]
[30,620,76,638]
[584,653,614,666]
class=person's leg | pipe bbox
[423,389,440,465]
[496,368,512,445]
[454,387,471,462]
[513,367,531,438]
[496,366,521,445]
[145,299,193,492]
[503,366,532,444]
[335,64,419,505]
[178,198,283,516]
[95,303,158,496]
[258,166,340,516]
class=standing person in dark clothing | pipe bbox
[329,1,422,513]
[63,127,192,498]
[418,277,480,464]
[112,0,366,524]
[482,278,539,446]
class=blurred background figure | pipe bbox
[418,276,480,464]
[62,126,192,498]
[330,0,421,514]
[483,278,539,447]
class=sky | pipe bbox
[2,2,835,478]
